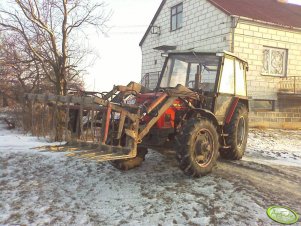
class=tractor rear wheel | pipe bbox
[110,147,148,171]
[176,119,219,177]
[220,103,248,160]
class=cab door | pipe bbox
[214,55,247,124]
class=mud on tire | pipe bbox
[220,103,248,160]
[176,119,219,177]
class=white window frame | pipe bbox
[262,46,288,77]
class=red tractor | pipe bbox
[25,51,249,177]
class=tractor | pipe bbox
[25,51,249,177]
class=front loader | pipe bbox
[25,51,249,177]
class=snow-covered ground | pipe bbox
[0,121,301,226]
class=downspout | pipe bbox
[231,16,239,53]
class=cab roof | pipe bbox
[166,51,248,65]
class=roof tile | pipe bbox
[208,0,301,28]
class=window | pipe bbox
[262,47,287,77]
[219,57,235,94]
[159,53,220,90]
[235,59,247,96]
[169,59,188,87]
[171,3,183,31]
[188,64,218,92]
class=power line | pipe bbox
[111,25,148,28]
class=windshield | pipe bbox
[159,53,220,92]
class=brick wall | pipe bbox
[233,20,301,101]
[249,111,301,129]
[141,0,232,89]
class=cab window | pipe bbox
[235,60,246,96]
[219,57,234,94]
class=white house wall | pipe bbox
[141,0,232,89]
[234,20,301,100]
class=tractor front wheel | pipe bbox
[176,119,219,177]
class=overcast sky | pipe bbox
[84,0,301,91]
[84,0,162,91]
[288,0,301,4]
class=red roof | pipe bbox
[208,0,301,28]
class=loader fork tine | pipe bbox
[65,97,70,141]
[102,104,111,144]
[42,103,45,137]
[91,107,95,142]
[79,101,83,140]
[52,101,57,140]
[31,100,35,136]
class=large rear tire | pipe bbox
[220,103,248,160]
[176,119,219,177]
[110,147,148,171]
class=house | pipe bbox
[139,0,301,128]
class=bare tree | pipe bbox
[0,0,109,96]
[0,0,109,140]
[0,34,40,101]
[0,32,85,103]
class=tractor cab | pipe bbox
[156,51,249,123]
[158,51,248,95]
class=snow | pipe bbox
[246,129,301,167]
[0,121,301,225]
